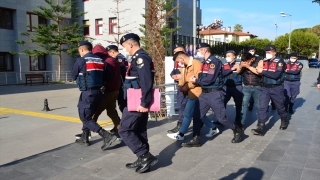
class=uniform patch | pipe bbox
[210,64,215,69]
[118,59,122,62]
[278,63,283,67]
[208,69,215,74]
[299,65,302,68]
[137,58,143,64]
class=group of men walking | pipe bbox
[70,32,304,173]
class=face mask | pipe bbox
[290,58,297,62]
[122,48,130,57]
[266,54,273,60]
[226,57,232,62]
[196,52,204,58]
[178,62,185,68]
[249,51,254,55]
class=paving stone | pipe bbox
[308,144,320,158]
[246,161,279,180]
[270,165,303,180]
[305,156,320,170]
[279,154,307,168]
[264,140,291,151]
[256,149,285,162]
[272,131,296,141]
[285,144,310,156]
[0,168,26,179]
[300,168,320,180]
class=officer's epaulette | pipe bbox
[273,58,280,62]
[255,54,259,57]
[205,59,212,64]
[263,58,268,61]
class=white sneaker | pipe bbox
[205,128,219,138]
[167,133,184,140]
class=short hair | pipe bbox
[173,51,187,61]
[81,45,92,51]
[241,52,254,62]
[127,38,140,47]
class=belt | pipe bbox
[243,84,260,87]
[261,84,282,88]
[285,80,299,82]
[86,87,101,90]
[202,88,222,93]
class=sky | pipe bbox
[200,0,320,40]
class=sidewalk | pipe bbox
[0,68,319,180]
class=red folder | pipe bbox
[127,88,161,112]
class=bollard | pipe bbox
[42,98,51,111]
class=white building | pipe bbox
[199,27,258,43]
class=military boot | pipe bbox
[126,157,141,169]
[288,103,294,114]
[135,152,158,173]
[167,122,182,133]
[181,135,201,147]
[251,122,265,136]
[231,125,243,143]
[98,128,117,150]
[280,117,288,130]
[75,130,90,146]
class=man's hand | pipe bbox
[232,64,239,71]
[240,61,249,68]
[317,84,320,89]
[175,74,181,80]
[171,75,176,80]
[189,76,196,83]
[137,105,148,113]
[256,66,263,74]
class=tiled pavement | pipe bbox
[0,68,319,180]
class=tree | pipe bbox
[238,38,273,55]
[292,28,310,33]
[312,0,320,5]
[310,24,320,37]
[234,24,243,32]
[139,0,180,85]
[274,30,319,56]
[106,0,135,47]
[13,0,86,81]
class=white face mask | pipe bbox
[122,48,130,57]
[290,58,297,62]
[178,62,185,68]
[196,52,204,58]
[226,57,232,62]
[249,51,255,55]
[266,54,273,60]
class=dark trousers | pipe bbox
[77,90,103,133]
[199,90,235,130]
[177,90,187,123]
[258,85,287,123]
[284,81,300,107]
[223,85,243,126]
[117,87,127,113]
[118,107,149,157]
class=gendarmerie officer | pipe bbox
[252,45,288,136]
[71,41,117,149]
[118,33,157,173]
[106,45,128,113]
[223,50,243,129]
[284,52,303,114]
[167,43,188,133]
[189,43,244,143]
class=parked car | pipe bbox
[308,58,320,68]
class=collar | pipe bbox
[187,56,193,67]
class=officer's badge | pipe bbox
[299,65,302,68]
[278,63,283,67]
[175,44,178,48]
[210,64,215,69]
[118,59,122,62]
[137,58,143,64]
[122,36,125,41]
[107,47,110,50]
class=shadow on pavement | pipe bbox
[0,84,77,95]
[219,167,264,180]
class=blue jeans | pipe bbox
[241,85,260,125]
[179,97,215,134]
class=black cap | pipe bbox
[106,45,118,51]
[248,46,255,51]
[174,43,185,49]
[78,41,92,49]
[264,45,276,51]
[120,33,140,45]
[290,52,298,57]
[226,50,236,55]
[196,43,210,49]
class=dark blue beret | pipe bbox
[264,45,276,51]
[248,46,255,51]
[78,41,92,49]
[196,43,210,49]
[226,50,236,55]
[120,33,140,45]
[106,45,118,51]
[174,43,185,49]
[290,52,298,57]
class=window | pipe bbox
[168,18,174,29]
[95,19,103,35]
[109,17,117,34]
[214,38,222,42]
[0,52,14,71]
[30,55,46,71]
[83,20,90,36]
[27,12,46,31]
[0,8,13,29]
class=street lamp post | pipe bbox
[280,12,292,54]
[274,22,278,40]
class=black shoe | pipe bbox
[167,122,182,133]
[231,125,243,143]
[181,136,201,147]
[135,152,158,173]
[75,130,90,146]
[98,128,117,150]
[126,157,141,169]
[109,127,116,134]
[251,122,265,136]
[75,131,91,140]
[280,117,288,130]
